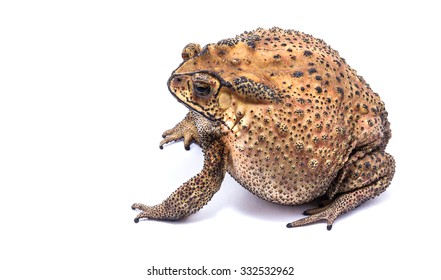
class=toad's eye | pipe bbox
[193,82,211,97]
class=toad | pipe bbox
[132,27,395,230]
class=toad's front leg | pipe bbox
[132,139,227,222]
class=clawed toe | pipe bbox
[134,211,150,223]
[159,130,195,150]
[286,216,334,230]
[287,206,337,230]
[132,203,155,223]
[158,112,200,150]
[131,203,150,212]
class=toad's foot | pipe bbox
[287,151,394,230]
[286,198,342,230]
[132,203,151,223]
[131,203,173,223]
[159,112,200,150]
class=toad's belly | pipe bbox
[225,142,339,205]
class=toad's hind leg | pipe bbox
[287,151,395,230]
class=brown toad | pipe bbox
[132,27,395,230]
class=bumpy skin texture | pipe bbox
[132,27,395,229]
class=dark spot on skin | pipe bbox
[315,86,322,94]
[337,87,344,95]
[308,68,317,75]
[292,71,304,78]
[315,76,322,81]
[247,41,256,48]
[304,50,313,57]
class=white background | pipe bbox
[1,0,439,279]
